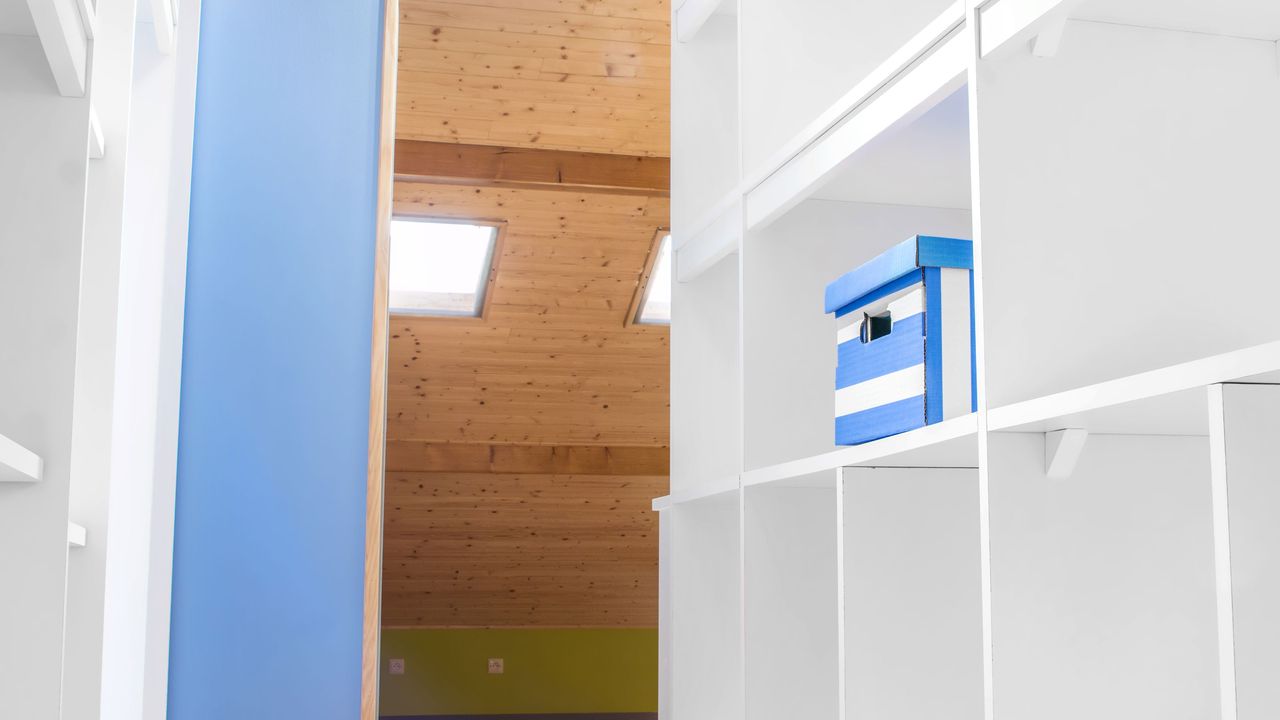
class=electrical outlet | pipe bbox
[487,658,504,674]
[388,658,405,675]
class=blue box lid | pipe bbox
[824,235,973,314]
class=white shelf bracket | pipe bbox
[1031,15,1068,58]
[0,433,43,483]
[89,103,105,159]
[1045,428,1088,479]
[68,522,87,549]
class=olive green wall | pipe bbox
[379,628,658,717]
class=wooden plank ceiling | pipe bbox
[385,0,671,629]
[382,180,670,628]
[397,0,670,157]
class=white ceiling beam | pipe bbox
[149,0,176,54]
[25,0,88,96]
[1045,428,1088,479]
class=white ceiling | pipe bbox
[811,87,972,211]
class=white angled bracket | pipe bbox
[1031,15,1068,58]
[88,103,104,159]
[68,522,87,548]
[1045,428,1088,479]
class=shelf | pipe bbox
[980,0,1280,59]
[988,340,1280,436]
[744,4,968,229]
[743,413,979,487]
[0,433,43,483]
[673,194,740,282]
[652,475,738,511]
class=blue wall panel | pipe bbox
[169,1,383,717]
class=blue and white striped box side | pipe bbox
[834,281,927,444]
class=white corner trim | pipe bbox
[1205,384,1239,720]
[74,0,95,39]
[1044,428,1087,478]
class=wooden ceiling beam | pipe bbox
[394,140,670,196]
[386,440,669,475]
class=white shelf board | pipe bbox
[67,521,86,548]
[741,0,966,197]
[742,413,979,488]
[745,18,969,229]
[0,432,43,483]
[980,0,1280,59]
[653,475,739,511]
[809,85,971,210]
[988,340,1280,436]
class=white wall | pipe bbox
[976,20,1280,407]
[0,30,92,719]
[987,432,1219,720]
[745,479,839,720]
[743,200,971,470]
[843,467,983,720]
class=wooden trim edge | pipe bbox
[363,1,398,718]
[624,227,670,328]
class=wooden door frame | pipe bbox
[362,0,398,717]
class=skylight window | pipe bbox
[389,218,499,317]
[634,233,672,325]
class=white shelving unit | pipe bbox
[662,1,1280,718]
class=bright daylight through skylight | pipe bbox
[637,234,671,324]
[389,219,497,316]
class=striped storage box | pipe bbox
[824,235,976,445]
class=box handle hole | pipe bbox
[861,311,892,343]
